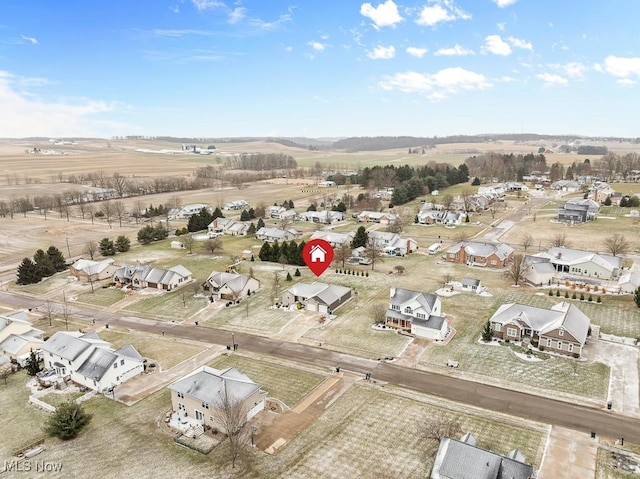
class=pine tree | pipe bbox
[294,268,301,277]
[351,226,368,249]
[46,246,66,272]
[247,222,256,236]
[17,258,42,285]
[33,249,56,277]
[258,242,272,261]
[99,238,116,256]
[212,207,224,219]
[45,400,92,440]
[25,350,42,376]
[115,235,131,252]
[256,218,265,230]
[240,209,250,221]
[482,321,493,342]
[472,177,481,186]
[634,287,640,308]
[286,272,293,281]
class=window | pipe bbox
[557,341,563,350]
[416,313,426,319]
[404,307,413,314]
[494,324,501,332]
[558,329,564,337]
[507,327,518,337]
[491,260,497,266]
[195,410,204,421]
[391,304,400,311]
[113,362,118,369]
[120,359,125,365]
[546,338,552,347]
[201,402,209,409]
[568,344,574,352]
[177,392,184,399]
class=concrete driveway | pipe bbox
[584,338,640,418]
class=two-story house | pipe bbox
[368,232,418,256]
[385,288,449,340]
[204,271,260,301]
[489,301,591,357]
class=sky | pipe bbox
[0,0,639,139]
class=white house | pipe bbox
[222,200,249,211]
[368,231,418,256]
[204,271,260,301]
[385,288,449,341]
[281,282,352,314]
[357,211,398,225]
[0,311,44,366]
[113,264,192,291]
[618,273,640,294]
[207,217,249,236]
[168,203,212,220]
[40,331,144,393]
[532,247,622,281]
[255,227,299,243]
[309,230,354,248]
[318,181,336,188]
[70,258,118,282]
[298,211,344,224]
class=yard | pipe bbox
[39,390,85,408]
[72,287,126,308]
[123,288,209,320]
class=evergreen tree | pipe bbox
[212,207,224,219]
[287,240,299,264]
[270,241,281,263]
[248,208,256,219]
[296,241,306,266]
[115,235,131,252]
[240,209,250,221]
[481,321,493,342]
[333,201,347,212]
[294,268,301,277]
[187,207,214,232]
[45,400,92,440]
[258,242,272,261]
[472,177,481,186]
[256,217,265,230]
[634,287,640,308]
[351,226,369,249]
[34,249,56,277]
[286,272,293,281]
[46,246,66,272]
[99,238,116,256]
[138,225,155,244]
[247,222,256,236]
[17,258,42,285]
[24,350,42,376]
[152,224,169,241]
[307,204,317,212]
[288,200,295,209]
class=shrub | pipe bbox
[539,345,545,351]
[580,293,585,301]
[564,291,569,298]
[588,295,593,302]
[365,272,369,277]
[572,353,580,359]
[597,296,602,303]
[572,292,577,300]
[548,289,553,296]
[45,400,92,440]
[555,290,560,297]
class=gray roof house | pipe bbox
[40,331,144,393]
[557,198,599,223]
[281,282,352,314]
[113,264,192,291]
[168,366,265,434]
[255,227,299,243]
[533,247,622,281]
[309,230,355,248]
[385,288,449,340]
[445,241,514,268]
[205,271,260,301]
[431,433,534,479]
[489,301,591,357]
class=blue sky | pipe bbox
[1,0,639,138]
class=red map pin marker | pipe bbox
[302,239,334,277]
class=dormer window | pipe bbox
[404,307,413,314]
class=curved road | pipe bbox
[2,290,639,443]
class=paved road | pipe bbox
[3,290,640,443]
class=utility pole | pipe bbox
[65,237,71,258]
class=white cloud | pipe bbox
[616,78,636,86]
[498,75,517,82]
[536,73,568,86]
[379,67,490,100]
[191,0,225,11]
[0,71,129,137]
[507,36,533,51]
[367,45,396,60]
[284,45,293,52]
[493,0,517,7]
[563,62,586,78]
[603,55,640,78]
[482,35,511,55]
[20,34,38,45]
[435,44,474,56]
[228,7,246,24]
[308,41,327,52]
[248,12,292,30]
[360,0,403,29]
[406,46,428,58]
[416,1,471,27]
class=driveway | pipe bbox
[538,426,598,479]
[584,338,640,418]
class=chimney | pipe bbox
[556,252,562,259]
[390,288,396,298]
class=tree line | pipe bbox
[17,246,66,285]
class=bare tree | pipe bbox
[393,265,406,275]
[132,199,146,224]
[85,203,95,225]
[460,189,474,214]
[419,415,462,451]
[504,253,528,286]
[214,389,249,469]
[333,243,352,269]
[550,232,570,248]
[102,202,115,229]
[85,241,98,260]
[271,272,281,305]
[203,237,223,255]
[110,173,129,197]
[370,303,387,325]
[488,201,503,220]
[112,201,127,228]
[604,233,631,257]
[386,216,404,234]
[441,194,454,211]
[75,200,89,220]
[442,273,454,287]
[521,232,534,252]
[42,300,55,327]
[182,235,196,254]
[364,239,384,271]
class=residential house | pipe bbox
[368,231,418,256]
[281,282,352,314]
[0,311,44,366]
[207,217,249,236]
[204,271,260,301]
[255,227,299,243]
[357,211,398,225]
[489,301,591,357]
[417,210,464,226]
[431,433,534,479]
[222,200,249,211]
[309,230,355,248]
[265,206,297,221]
[168,366,265,434]
[551,180,580,192]
[589,181,615,203]
[523,256,557,287]
[500,182,529,192]
[69,258,118,282]
[113,264,192,291]
[168,203,212,220]
[445,242,514,269]
[40,331,144,393]
[450,278,483,294]
[617,273,640,294]
[298,211,344,224]
[557,198,599,223]
[385,288,449,340]
[533,247,622,281]
[317,181,336,188]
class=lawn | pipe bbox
[98,328,205,369]
[8,271,74,296]
[72,287,126,308]
[208,354,326,407]
[123,289,209,320]
[39,391,85,408]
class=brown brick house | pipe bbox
[445,241,514,268]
